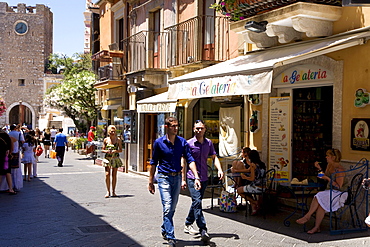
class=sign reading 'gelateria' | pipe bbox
[274,64,333,87]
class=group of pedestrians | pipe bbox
[0,124,69,194]
[148,117,223,247]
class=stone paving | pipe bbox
[0,150,369,247]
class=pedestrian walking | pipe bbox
[148,116,201,247]
[50,125,57,149]
[21,135,36,182]
[182,119,224,243]
[53,128,68,167]
[43,128,51,158]
[7,124,24,191]
[102,125,123,198]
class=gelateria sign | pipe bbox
[274,64,333,87]
[168,71,272,100]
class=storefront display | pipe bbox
[292,87,332,179]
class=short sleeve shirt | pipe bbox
[54,133,68,147]
[150,135,194,174]
[186,137,216,182]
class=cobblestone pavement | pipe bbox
[0,151,369,247]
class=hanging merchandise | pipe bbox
[219,106,241,157]
[248,94,261,105]
[249,110,260,133]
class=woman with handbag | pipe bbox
[236,150,266,215]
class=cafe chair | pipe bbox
[246,168,276,218]
[207,165,225,209]
[333,172,364,230]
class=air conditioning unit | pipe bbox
[342,0,370,6]
[108,43,119,50]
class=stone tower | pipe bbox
[0,2,53,128]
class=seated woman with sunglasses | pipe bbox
[296,149,348,234]
[230,147,251,188]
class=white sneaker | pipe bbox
[201,229,210,243]
[365,214,370,227]
[184,224,198,235]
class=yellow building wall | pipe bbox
[326,41,370,162]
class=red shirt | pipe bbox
[87,131,95,142]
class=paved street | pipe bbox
[1,150,369,247]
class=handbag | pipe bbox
[9,152,20,168]
[219,191,237,213]
[50,150,56,159]
[35,145,43,156]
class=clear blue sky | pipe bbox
[6,0,86,57]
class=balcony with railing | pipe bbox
[121,30,167,74]
[213,0,341,21]
[92,50,124,89]
[165,15,230,68]
[220,1,343,48]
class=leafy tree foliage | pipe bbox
[44,53,99,132]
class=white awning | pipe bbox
[137,92,177,113]
[168,28,370,100]
[101,104,121,110]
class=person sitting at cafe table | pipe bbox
[296,149,348,234]
[236,150,266,215]
[230,147,251,188]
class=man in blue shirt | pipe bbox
[148,117,200,247]
[54,128,68,167]
[182,120,223,243]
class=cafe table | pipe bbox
[279,182,321,228]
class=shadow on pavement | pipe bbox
[0,176,142,246]
[203,205,369,243]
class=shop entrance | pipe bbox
[143,114,157,172]
[292,86,333,180]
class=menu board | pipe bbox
[269,97,291,182]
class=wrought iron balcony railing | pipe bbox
[98,64,123,81]
[165,15,230,67]
[212,0,341,21]
[121,30,167,73]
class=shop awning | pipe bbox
[168,28,370,100]
[137,92,177,113]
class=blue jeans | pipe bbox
[157,173,182,240]
[185,179,208,232]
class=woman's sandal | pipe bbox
[105,193,110,198]
[8,191,17,195]
[307,227,321,234]
[296,216,310,225]
[111,193,118,197]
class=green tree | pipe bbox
[44,53,99,132]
